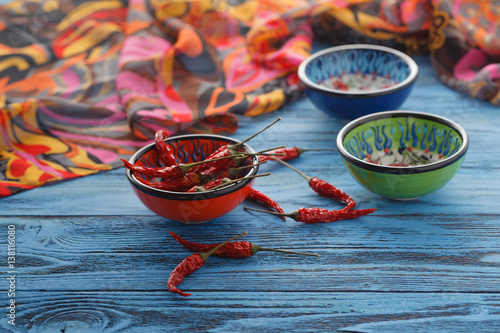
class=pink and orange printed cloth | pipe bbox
[0,0,499,197]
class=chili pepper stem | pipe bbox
[244,152,286,157]
[199,231,249,261]
[296,148,337,154]
[271,157,312,183]
[253,245,320,257]
[233,153,284,166]
[255,145,286,154]
[204,173,271,192]
[228,161,267,178]
[232,160,267,171]
[236,117,282,147]
[243,206,298,221]
[179,154,244,174]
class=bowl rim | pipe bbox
[298,44,419,98]
[336,110,469,174]
[125,134,259,200]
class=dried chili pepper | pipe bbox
[167,231,248,297]
[210,161,266,182]
[245,187,286,221]
[169,231,319,258]
[137,172,214,192]
[186,177,232,192]
[244,206,376,223]
[187,173,270,192]
[258,147,336,162]
[272,157,356,210]
[196,146,284,176]
[230,149,284,168]
[188,146,236,175]
[310,178,356,211]
[155,130,177,167]
[227,161,267,178]
[121,154,243,179]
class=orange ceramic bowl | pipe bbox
[125,134,259,223]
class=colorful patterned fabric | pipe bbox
[0,0,499,197]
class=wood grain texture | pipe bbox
[1,55,500,332]
[5,291,500,332]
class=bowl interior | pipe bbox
[303,47,414,93]
[130,135,256,195]
[341,114,465,168]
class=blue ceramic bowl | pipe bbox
[298,44,419,119]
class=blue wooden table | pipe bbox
[2,55,500,332]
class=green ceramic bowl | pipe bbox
[336,111,469,200]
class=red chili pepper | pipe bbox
[245,188,286,221]
[137,173,214,192]
[155,130,177,167]
[167,253,205,297]
[122,159,184,179]
[189,146,231,175]
[272,158,356,210]
[244,206,376,223]
[258,147,336,162]
[167,231,248,297]
[137,177,185,191]
[196,155,239,176]
[194,147,282,176]
[169,231,319,258]
[291,207,376,223]
[121,154,241,179]
[183,172,214,187]
[187,173,270,192]
[187,177,232,192]
[213,161,267,181]
[214,167,243,180]
[309,177,355,211]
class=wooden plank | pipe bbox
[3,291,500,332]
[3,215,500,293]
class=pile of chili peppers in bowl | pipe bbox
[124,119,282,223]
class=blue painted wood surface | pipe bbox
[1,55,500,332]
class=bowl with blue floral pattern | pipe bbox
[336,111,469,200]
[298,44,418,119]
